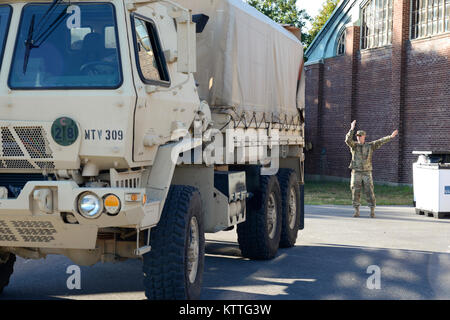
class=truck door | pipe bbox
[125,3,175,163]
[125,2,200,164]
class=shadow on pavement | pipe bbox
[202,240,450,300]
[0,239,448,300]
[0,257,145,300]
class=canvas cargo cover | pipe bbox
[175,0,304,125]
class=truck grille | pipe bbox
[0,220,18,242]
[0,126,54,169]
[15,127,53,159]
[1,127,24,157]
[0,220,56,243]
[4,159,35,169]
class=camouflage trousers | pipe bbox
[350,170,376,208]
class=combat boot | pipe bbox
[370,207,375,218]
[353,207,360,217]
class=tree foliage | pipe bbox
[305,0,340,48]
[246,0,311,43]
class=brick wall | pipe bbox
[318,56,353,177]
[355,47,397,183]
[402,35,450,183]
[304,0,450,184]
[304,63,323,176]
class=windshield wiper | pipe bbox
[33,8,68,47]
[23,14,36,74]
[22,0,69,74]
[34,0,63,36]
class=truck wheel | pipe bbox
[237,175,282,260]
[277,169,301,248]
[142,186,205,300]
[0,253,15,295]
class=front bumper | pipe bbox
[0,180,159,249]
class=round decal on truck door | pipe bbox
[51,117,79,146]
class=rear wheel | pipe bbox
[277,169,301,248]
[237,175,282,260]
[143,186,204,300]
[0,253,15,295]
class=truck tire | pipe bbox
[237,175,282,260]
[0,253,15,295]
[277,169,301,248]
[142,186,205,300]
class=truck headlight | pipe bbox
[78,192,103,218]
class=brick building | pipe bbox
[304,0,449,184]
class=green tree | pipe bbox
[305,0,340,48]
[246,0,311,44]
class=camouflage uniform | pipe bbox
[345,129,392,213]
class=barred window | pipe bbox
[411,0,449,39]
[336,29,346,55]
[361,0,393,49]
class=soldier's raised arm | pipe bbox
[345,120,357,148]
[370,129,398,150]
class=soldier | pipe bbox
[345,120,398,218]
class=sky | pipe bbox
[297,0,324,17]
[296,0,325,30]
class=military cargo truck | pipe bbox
[0,0,305,299]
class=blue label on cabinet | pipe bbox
[445,186,450,195]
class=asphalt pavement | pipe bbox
[1,205,449,300]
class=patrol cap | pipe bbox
[356,130,366,136]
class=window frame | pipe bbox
[130,13,170,87]
[0,5,12,71]
[336,28,346,56]
[410,0,450,40]
[360,0,393,50]
[8,2,124,91]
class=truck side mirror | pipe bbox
[176,19,196,74]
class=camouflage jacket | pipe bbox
[345,129,392,171]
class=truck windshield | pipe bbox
[9,3,122,89]
[0,6,11,69]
